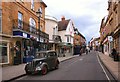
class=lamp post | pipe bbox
[36,8,42,42]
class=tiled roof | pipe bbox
[58,19,70,31]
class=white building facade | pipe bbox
[58,17,74,56]
[45,15,61,55]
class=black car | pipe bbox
[25,50,59,75]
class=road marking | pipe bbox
[97,55,111,81]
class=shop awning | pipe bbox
[58,42,73,47]
[102,37,108,44]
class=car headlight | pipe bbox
[26,62,30,64]
[39,61,42,64]
[36,66,41,71]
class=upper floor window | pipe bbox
[31,0,34,10]
[53,26,58,35]
[53,28,55,35]
[29,18,36,34]
[18,12,23,29]
[67,36,69,43]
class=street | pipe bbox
[14,51,114,81]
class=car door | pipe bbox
[46,52,54,69]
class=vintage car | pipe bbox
[25,50,59,75]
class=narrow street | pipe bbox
[1,1,120,82]
[14,51,114,81]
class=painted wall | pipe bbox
[45,15,58,41]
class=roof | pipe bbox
[40,0,47,7]
[58,19,70,31]
[74,28,86,40]
[45,15,58,22]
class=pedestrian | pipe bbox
[111,48,118,61]
[86,48,88,54]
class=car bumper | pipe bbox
[26,69,42,74]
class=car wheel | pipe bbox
[55,62,59,69]
[41,66,48,75]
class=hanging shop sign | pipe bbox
[108,36,113,42]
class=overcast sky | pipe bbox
[43,0,108,43]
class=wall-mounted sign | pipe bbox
[23,33,27,38]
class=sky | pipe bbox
[43,0,108,43]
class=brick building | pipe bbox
[0,0,49,65]
[74,28,86,55]
[99,0,120,57]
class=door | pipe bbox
[14,41,21,65]
[47,52,55,69]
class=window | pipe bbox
[31,0,34,10]
[29,18,36,33]
[48,52,56,57]
[53,28,55,35]
[67,36,69,42]
[0,9,1,32]
[18,12,23,29]
[0,43,8,63]
[70,37,71,42]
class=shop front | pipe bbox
[13,29,49,63]
[58,43,73,57]
[113,27,120,59]
[13,30,38,63]
[102,37,109,56]
[22,38,38,63]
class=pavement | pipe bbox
[98,52,120,82]
[1,52,120,81]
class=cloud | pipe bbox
[43,0,108,42]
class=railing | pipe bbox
[52,35,62,42]
[13,19,49,39]
[39,30,49,39]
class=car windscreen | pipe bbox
[36,52,47,58]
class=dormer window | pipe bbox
[31,0,34,10]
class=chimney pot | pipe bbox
[61,16,65,21]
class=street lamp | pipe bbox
[36,7,42,42]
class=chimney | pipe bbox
[61,16,65,21]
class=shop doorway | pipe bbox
[14,41,21,65]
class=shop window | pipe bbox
[18,12,23,29]
[0,43,8,63]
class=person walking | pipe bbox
[111,48,118,61]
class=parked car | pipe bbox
[25,50,59,75]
